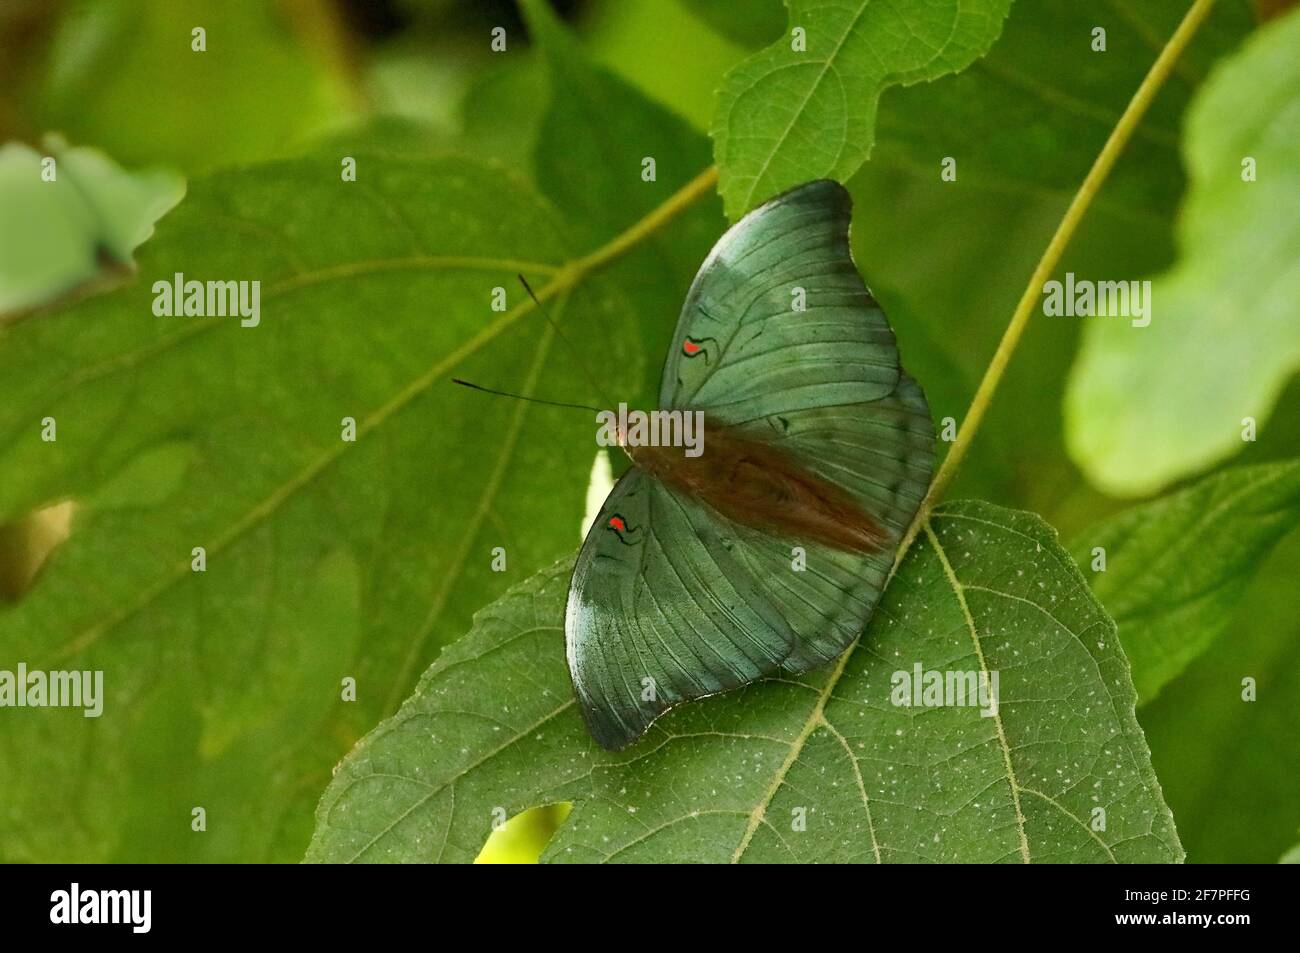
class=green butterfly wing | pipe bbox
[567,180,933,751]
[567,469,800,751]
[660,178,899,418]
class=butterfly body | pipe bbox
[566,180,934,751]
[625,421,890,555]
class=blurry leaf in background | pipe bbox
[1137,527,1300,863]
[310,502,1181,864]
[365,51,468,136]
[26,0,356,173]
[579,0,751,131]
[521,0,723,405]
[873,0,1252,220]
[710,0,1014,219]
[0,156,640,861]
[288,0,543,161]
[456,55,549,175]
[1068,461,1300,703]
[1066,7,1300,497]
[0,136,182,315]
[678,0,785,49]
[306,112,449,159]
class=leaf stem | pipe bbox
[897,0,1218,558]
[564,165,720,279]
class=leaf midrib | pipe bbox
[3,255,559,477]
[738,2,870,211]
[925,519,1031,862]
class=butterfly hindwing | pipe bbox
[567,468,800,750]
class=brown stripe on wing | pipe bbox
[628,417,889,554]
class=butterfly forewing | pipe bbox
[660,179,899,419]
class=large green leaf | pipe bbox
[308,501,1181,863]
[1069,461,1300,703]
[28,0,353,173]
[1066,7,1300,496]
[0,155,639,861]
[710,0,1014,218]
[0,138,182,315]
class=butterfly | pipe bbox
[567,180,934,751]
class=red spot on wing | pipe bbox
[608,516,626,532]
[682,339,701,356]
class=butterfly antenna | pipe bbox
[451,378,604,415]
[517,273,619,412]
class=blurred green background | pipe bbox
[1,0,1296,863]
